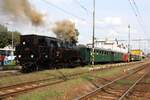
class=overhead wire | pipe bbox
[43,0,87,21]
[42,0,94,31]
[131,0,145,24]
[127,0,146,33]
[131,0,147,32]
[74,0,92,15]
[43,0,129,41]
[74,0,119,40]
[43,0,109,34]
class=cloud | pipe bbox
[97,17,122,26]
[105,17,122,25]
[44,0,73,4]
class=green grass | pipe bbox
[0,67,88,87]
[17,88,64,100]
[116,79,134,85]
[2,65,17,70]
[0,63,127,87]
[0,62,131,86]
[144,79,150,83]
[15,65,131,100]
[0,63,139,100]
[16,78,84,100]
[94,67,122,77]
[81,74,96,80]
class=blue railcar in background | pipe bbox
[0,49,16,66]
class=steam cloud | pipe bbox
[2,0,43,25]
[52,20,79,43]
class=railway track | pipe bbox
[0,61,148,99]
[76,63,150,100]
[0,70,90,99]
[0,71,21,78]
[126,68,150,100]
[0,61,139,78]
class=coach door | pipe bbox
[111,51,114,62]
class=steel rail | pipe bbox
[0,62,147,99]
[0,71,89,90]
[0,72,87,99]
[118,67,150,100]
[0,61,142,90]
[0,79,66,99]
[76,63,149,100]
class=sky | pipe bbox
[0,0,150,52]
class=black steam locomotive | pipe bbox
[16,35,142,72]
[16,35,81,72]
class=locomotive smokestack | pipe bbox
[2,0,43,25]
[52,20,79,43]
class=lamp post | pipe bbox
[92,0,95,67]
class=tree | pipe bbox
[0,32,9,48]
[0,24,21,48]
[7,31,21,45]
[0,24,7,32]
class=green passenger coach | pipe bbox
[79,46,125,65]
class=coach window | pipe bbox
[57,42,61,48]
[50,42,54,48]
[97,51,99,55]
[50,41,55,48]
[53,41,58,48]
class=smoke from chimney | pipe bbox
[2,0,43,25]
[52,20,79,43]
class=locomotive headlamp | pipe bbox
[31,54,34,58]
[23,42,26,45]
[45,55,48,58]
[18,55,21,58]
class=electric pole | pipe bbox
[5,22,14,55]
[128,25,130,62]
[92,0,95,67]
[139,38,141,50]
[128,25,130,53]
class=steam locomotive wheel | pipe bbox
[21,63,37,73]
